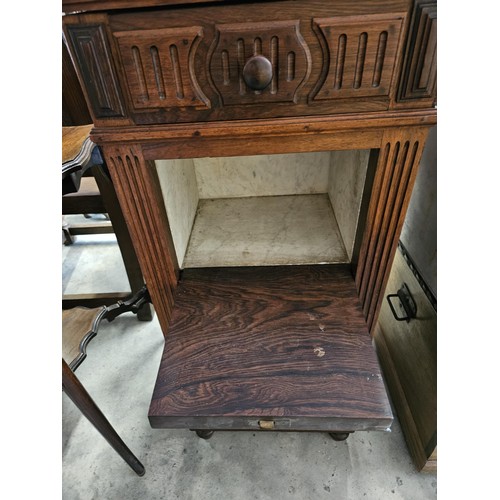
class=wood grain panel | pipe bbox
[102,144,179,336]
[355,127,429,331]
[62,0,228,14]
[149,265,392,431]
[89,109,437,155]
[67,0,410,18]
[114,26,210,110]
[312,14,404,100]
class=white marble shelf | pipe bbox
[182,194,349,268]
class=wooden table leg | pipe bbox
[93,163,153,322]
[62,359,145,476]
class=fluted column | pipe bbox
[102,143,179,337]
[355,127,429,331]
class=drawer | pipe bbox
[104,0,406,124]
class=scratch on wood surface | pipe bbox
[314,347,325,357]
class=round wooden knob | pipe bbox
[242,55,273,90]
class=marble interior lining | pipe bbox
[183,194,348,268]
[155,151,368,268]
[155,159,199,266]
[193,152,331,199]
[328,150,370,260]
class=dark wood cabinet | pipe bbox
[63,0,437,448]
[64,0,436,126]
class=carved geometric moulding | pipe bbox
[397,1,437,102]
[209,20,311,105]
[114,27,210,110]
[66,24,126,118]
[311,15,404,101]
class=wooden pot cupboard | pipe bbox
[62,0,437,447]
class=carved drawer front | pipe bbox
[311,15,403,101]
[209,20,311,105]
[114,27,210,110]
[91,2,413,124]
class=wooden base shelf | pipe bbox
[148,265,392,432]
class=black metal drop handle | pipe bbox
[386,283,417,323]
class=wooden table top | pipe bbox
[149,265,392,431]
[62,125,93,165]
[62,0,228,14]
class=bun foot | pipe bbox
[193,430,215,440]
[329,432,352,441]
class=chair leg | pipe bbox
[135,299,153,322]
[62,359,145,476]
[92,165,153,322]
[62,217,75,246]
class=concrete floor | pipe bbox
[62,221,437,499]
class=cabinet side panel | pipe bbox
[400,125,436,296]
[373,248,436,471]
[328,150,370,260]
[378,249,436,449]
[156,159,199,267]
